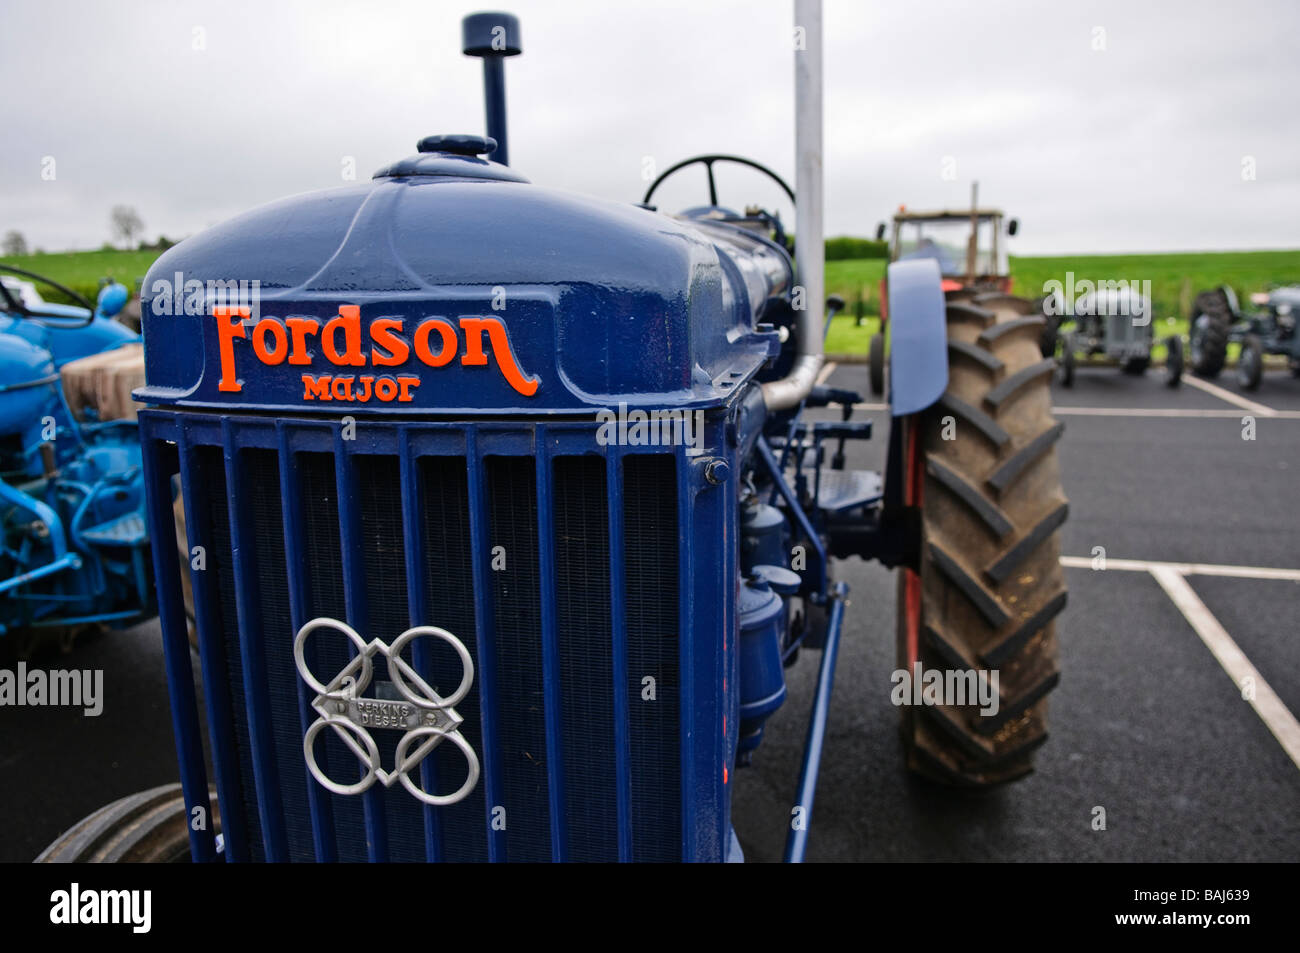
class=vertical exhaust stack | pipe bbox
[764,0,825,411]
[462,12,522,166]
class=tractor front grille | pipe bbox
[138,413,718,862]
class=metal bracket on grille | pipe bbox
[293,617,480,806]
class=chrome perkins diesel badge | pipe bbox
[293,618,480,806]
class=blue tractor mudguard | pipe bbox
[885,257,948,417]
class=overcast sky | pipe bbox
[3,0,1298,255]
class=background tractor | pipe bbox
[1189,284,1300,389]
[1038,284,1183,387]
[869,194,1019,395]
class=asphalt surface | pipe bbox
[3,364,1298,863]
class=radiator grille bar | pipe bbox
[604,446,634,862]
[138,436,216,862]
[464,436,505,862]
[396,430,440,862]
[623,454,683,861]
[555,454,618,861]
[277,427,338,862]
[174,436,250,861]
[198,442,267,860]
[485,454,550,862]
[221,424,287,860]
[417,452,487,861]
[533,429,568,859]
[333,432,389,861]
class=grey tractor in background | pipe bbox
[1189,285,1300,390]
[1039,284,1182,387]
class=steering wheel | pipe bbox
[642,154,795,211]
[0,263,99,328]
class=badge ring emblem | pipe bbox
[293,617,480,806]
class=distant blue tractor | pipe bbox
[0,265,152,656]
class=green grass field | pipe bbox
[5,246,1297,363]
[0,248,162,304]
[823,249,1300,359]
[823,258,888,354]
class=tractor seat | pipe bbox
[815,469,883,513]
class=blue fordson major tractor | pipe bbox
[0,266,152,659]
[41,4,1068,863]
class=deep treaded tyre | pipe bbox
[869,332,886,395]
[896,290,1068,786]
[1165,335,1184,387]
[1190,289,1231,378]
[1033,296,1059,358]
[35,784,215,863]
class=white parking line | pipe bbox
[1182,374,1278,417]
[1052,406,1300,419]
[1060,554,1300,771]
[1060,555,1300,581]
[828,371,1295,418]
[1149,566,1300,770]
[846,403,1300,419]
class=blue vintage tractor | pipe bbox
[0,265,152,656]
[41,4,1068,863]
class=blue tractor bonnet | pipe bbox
[138,146,786,416]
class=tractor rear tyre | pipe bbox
[35,784,215,863]
[1190,289,1231,378]
[1037,304,1059,359]
[1165,335,1184,387]
[896,291,1068,786]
